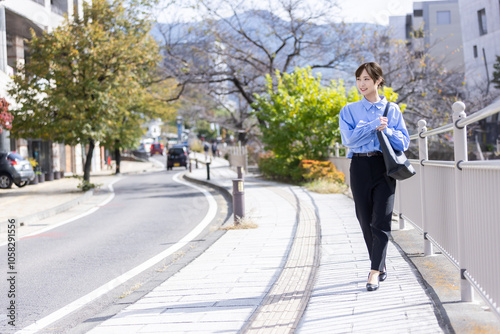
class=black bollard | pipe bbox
[237,166,244,180]
[206,162,210,180]
[232,179,245,224]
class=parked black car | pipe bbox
[167,146,188,170]
[0,151,35,189]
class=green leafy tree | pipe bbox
[253,67,349,180]
[100,79,178,173]
[253,67,401,181]
[158,0,372,143]
[8,0,161,181]
[254,67,346,160]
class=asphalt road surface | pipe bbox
[1,157,221,333]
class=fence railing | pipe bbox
[329,100,500,319]
[223,144,248,171]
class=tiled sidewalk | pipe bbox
[88,175,300,333]
[6,153,498,333]
[296,192,443,333]
[88,158,446,333]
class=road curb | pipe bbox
[182,172,233,200]
[0,187,95,234]
[19,188,95,226]
[1,165,163,233]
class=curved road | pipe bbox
[2,164,217,332]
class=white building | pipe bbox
[457,0,500,96]
[0,0,100,177]
[389,0,464,73]
[0,0,84,96]
[388,15,408,42]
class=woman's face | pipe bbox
[356,69,380,98]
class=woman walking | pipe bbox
[339,62,410,291]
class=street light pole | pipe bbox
[176,116,183,144]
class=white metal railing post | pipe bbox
[452,101,474,302]
[335,143,340,157]
[418,120,433,256]
[245,145,248,171]
[398,187,405,230]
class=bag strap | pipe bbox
[383,102,390,117]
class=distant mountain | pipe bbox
[152,10,381,84]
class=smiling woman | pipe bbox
[339,62,410,291]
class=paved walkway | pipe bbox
[295,192,442,333]
[88,155,445,333]
[3,153,498,333]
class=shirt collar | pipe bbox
[361,96,387,111]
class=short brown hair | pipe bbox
[355,62,385,87]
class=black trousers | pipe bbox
[350,155,396,272]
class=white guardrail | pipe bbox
[224,144,248,171]
[329,100,500,319]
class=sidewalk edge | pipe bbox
[182,172,232,200]
[18,189,94,226]
[2,167,160,232]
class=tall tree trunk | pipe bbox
[83,138,95,182]
[115,139,121,174]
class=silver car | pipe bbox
[0,151,35,189]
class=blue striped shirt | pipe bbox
[339,96,410,158]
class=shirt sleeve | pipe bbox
[339,104,381,148]
[383,104,410,152]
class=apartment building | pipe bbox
[458,0,500,96]
[0,0,104,178]
[457,0,500,153]
[0,0,83,97]
[389,0,464,73]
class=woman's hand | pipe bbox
[376,116,388,131]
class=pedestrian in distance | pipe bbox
[211,141,218,157]
[339,62,410,291]
[203,141,210,161]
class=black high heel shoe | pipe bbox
[366,271,380,291]
[379,269,387,282]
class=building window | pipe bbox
[414,9,423,17]
[405,14,412,39]
[473,45,478,58]
[436,11,451,25]
[478,9,487,35]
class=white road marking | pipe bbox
[0,179,120,248]
[16,172,217,333]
